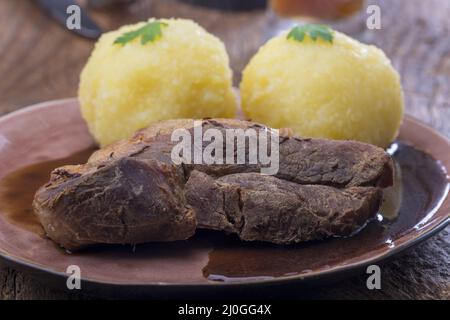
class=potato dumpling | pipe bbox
[240,27,404,148]
[79,18,236,147]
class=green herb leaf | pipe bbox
[287,24,333,43]
[114,21,168,46]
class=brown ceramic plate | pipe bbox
[0,99,449,297]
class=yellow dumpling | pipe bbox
[240,27,403,148]
[79,18,237,146]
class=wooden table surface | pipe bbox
[0,0,449,299]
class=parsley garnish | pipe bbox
[114,21,168,46]
[287,24,333,43]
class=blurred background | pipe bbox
[0,0,448,136]
[0,0,449,299]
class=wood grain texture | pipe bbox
[0,0,449,299]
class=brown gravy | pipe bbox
[0,147,97,236]
[0,142,447,282]
[202,142,449,281]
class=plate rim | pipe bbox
[0,99,449,291]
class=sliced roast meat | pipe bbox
[85,119,393,188]
[34,158,195,250]
[185,171,382,244]
[33,118,393,250]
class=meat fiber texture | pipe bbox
[33,119,393,250]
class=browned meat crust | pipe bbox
[186,171,382,244]
[33,119,393,250]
